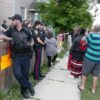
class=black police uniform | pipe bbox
[39,29,46,42]
[32,29,45,80]
[6,27,34,98]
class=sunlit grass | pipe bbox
[81,76,100,100]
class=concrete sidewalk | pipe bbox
[27,56,81,100]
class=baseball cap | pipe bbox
[8,14,22,22]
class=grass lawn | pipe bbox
[81,75,100,100]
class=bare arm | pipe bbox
[0,34,12,41]
[37,37,45,45]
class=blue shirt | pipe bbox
[85,33,100,62]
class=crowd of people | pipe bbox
[67,25,100,94]
[0,14,63,99]
[1,13,100,99]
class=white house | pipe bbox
[0,0,39,24]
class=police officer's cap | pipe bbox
[8,14,22,22]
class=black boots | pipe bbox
[29,87,35,96]
[33,74,45,80]
[21,91,30,99]
[21,86,35,98]
[39,74,45,78]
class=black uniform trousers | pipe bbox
[12,54,32,94]
[33,46,42,80]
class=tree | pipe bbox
[40,0,93,32]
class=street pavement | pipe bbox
[24,56,81,100]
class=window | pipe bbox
[20,7,27,20]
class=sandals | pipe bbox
[78,86,84,91]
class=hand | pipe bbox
[43,42,46,45]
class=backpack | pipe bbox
[11,29,30,53]
[79,40,87,51]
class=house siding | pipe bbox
[0,0,13,24]
[0,0,33,24]
[14,0,33,20]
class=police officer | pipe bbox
[32,21,45,80]
[0,14,35,99]
[39,24,47,43]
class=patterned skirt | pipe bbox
[67,54,72,70]
[70,59,83,77]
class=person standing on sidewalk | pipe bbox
[45,30,57,68]
[79,24,100,94]
[69,28,87,78]
[0,14,35,99]
[32,21,45,80]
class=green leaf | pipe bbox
[39,0,93,33]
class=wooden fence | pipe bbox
[0,41,47,91]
